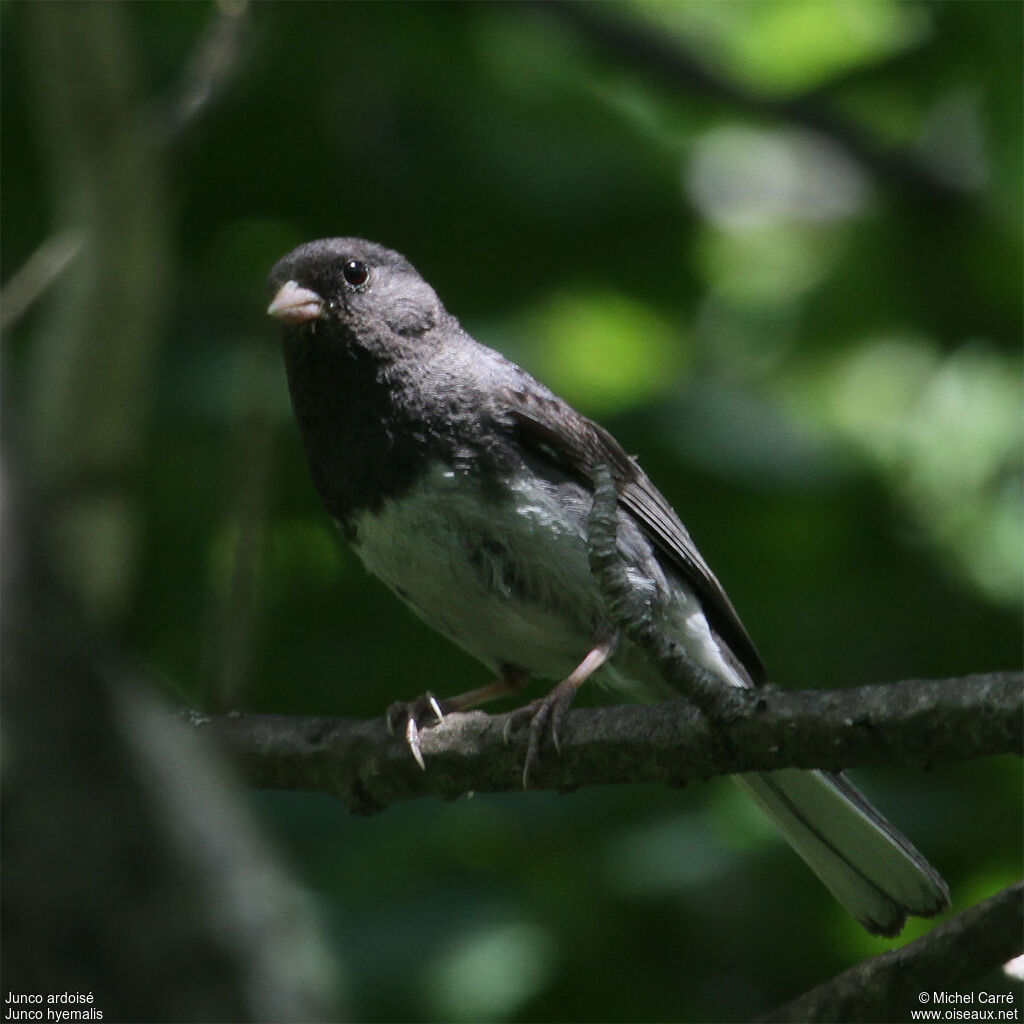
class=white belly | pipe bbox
[349,464,607,680]
[349,464,747,703]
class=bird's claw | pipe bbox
[386,691,449,771]
[405,716,425,771]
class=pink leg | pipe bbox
[519,639,617,789]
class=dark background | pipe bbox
[2,2,1021,1020]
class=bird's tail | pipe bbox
[736,769,949,936]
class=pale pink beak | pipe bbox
[267,280,324,324]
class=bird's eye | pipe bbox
[342,260,369,288]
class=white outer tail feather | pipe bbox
[736,769,950,936]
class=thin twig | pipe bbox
[0,230,84,334]
[587,462,743,724]
[157,0,251,148]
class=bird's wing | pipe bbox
[500,384,766,685]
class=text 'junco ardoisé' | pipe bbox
[268,237,949,936]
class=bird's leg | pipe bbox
[387,671,529,770]
[509,638,617,789]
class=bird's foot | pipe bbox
[503,640,616,789]
[502,678,581,789]
[387,673,530,770]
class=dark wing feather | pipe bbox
[503,387,766,685]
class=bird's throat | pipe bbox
[282,334,430,529]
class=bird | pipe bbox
[267,236,950,936]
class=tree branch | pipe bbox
[537,0,968,206]
[761,881,1024,1022]
[199,670,1021,814]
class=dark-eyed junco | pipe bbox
[267,237,949,936]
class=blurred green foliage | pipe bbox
[2,1,1021,1020]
